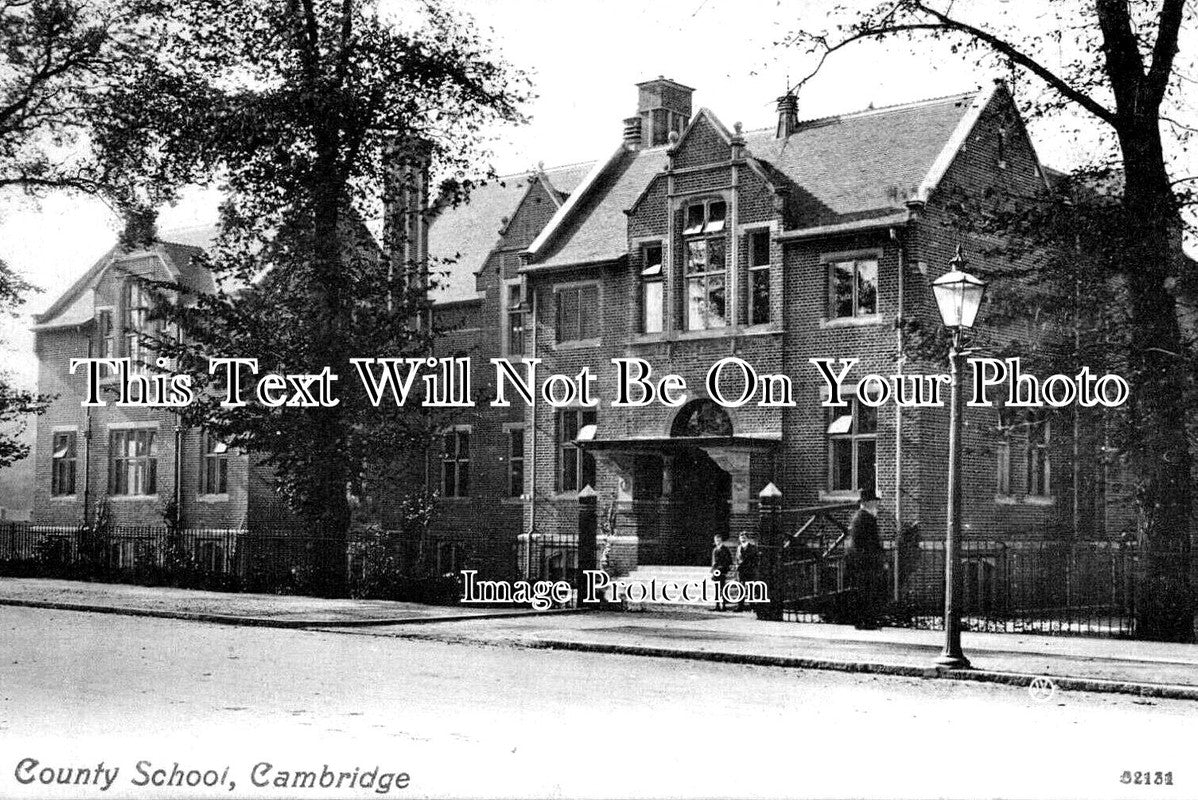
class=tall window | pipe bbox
[996,409,1013,497]
[51,431,77,496]
[124,281,153,369]
[507,426,525,497]
[505,282,525,355]
[748,230,771,325]
[996,439,1013,496]
[555,284,599,343]
[1026,414,1051,496]
[97,310,115,358]
[558,409,597,492]
[201,431,229,495]
[110,428,157,496]
[827,399,877,494]
[441,430,470,497]
[830,258,878,319]
[640,242,664,334]
[684,200,727,330]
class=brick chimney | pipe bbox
[627,76,694,149]
[775,92,799,139]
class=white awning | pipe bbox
[827,415,854,435]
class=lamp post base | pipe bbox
[934,651,972,670]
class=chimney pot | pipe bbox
[776,92,799,139]
[623,115,643,150]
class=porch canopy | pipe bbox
[577,434,779,453]
[577,428,779,513]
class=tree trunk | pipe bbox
[307,129,351,596]
[1117,114,1195,642]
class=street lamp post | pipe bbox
[930,246,987,670]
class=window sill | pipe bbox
[50,495,78,502]
[107,494,159,501]
[629,325,782,345]
[738,324,783,338]
[995,494,1055,507]
[819,315,885,330]
[820,490,862,503]
[674,327,735,342]
[553,338,601,351]
[197,493,230,503]
[631,332,669,345]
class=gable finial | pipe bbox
[950,244,968,271]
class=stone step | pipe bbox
[605,565,727,606]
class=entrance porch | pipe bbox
[581,433,777,574]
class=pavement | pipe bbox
[3,577,1196,700]
[8,605,1193,799]
[0,577,578,627]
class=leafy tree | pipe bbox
[93,0,527,590]
[2,0,141,465]
[787,1,1196,640]
[0,258,46,467]
[1,0,128,192]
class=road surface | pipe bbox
[1,607,1193,799]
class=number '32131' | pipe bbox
[1121,771,1173,785]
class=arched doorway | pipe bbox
[665,448,731,565]
[671,399,733,437]
[662,400,733,565]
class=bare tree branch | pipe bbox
[909,1,1118,126]
[1147,0,1186,105]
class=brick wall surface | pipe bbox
[31,87,1121,584]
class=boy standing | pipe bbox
[711,532,733,611]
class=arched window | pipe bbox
[671,399,733,438]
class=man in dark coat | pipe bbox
[734,531,760,612]
[843,487,885,629]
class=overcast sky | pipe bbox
[0,0,1192,389]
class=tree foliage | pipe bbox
[0,257,45,467]
[1,0,137,193]
[0,0,126,464]
[94,0,528,555]
[786,0,1197,640]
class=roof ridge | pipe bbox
[488,158,598,183]
[739,88,982,135]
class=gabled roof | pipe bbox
[428,161,592,304]
[742,88,989,227]
[32,234,216,330]
[520,86,1000,272]
[522,147,670,272]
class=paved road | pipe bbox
[1,607,1193,799]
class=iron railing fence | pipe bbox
[0,522,540,602]
[779,536,1198,638]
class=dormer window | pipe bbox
[683,200,728,331]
